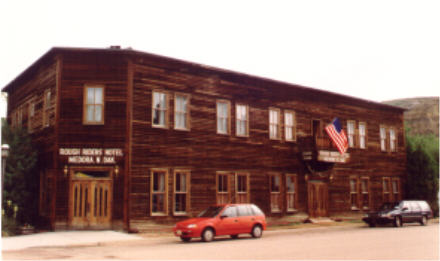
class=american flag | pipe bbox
[325,118,348,155]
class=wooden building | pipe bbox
[2,47,406,231]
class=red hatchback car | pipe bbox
[173,203,267,242]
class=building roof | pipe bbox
[2,46,405,112]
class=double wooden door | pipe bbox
[69,178,112,228]
[308,181,328,217]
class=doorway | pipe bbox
[308,181,328,217]
[69,168,113,229]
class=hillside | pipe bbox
[383,97,439,137]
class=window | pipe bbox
[28,100,35,132]
[361,178,370,209]
[347,121,355,148]
[174,94,190,130]
[389,128,397,152]
[270,174,281,212]
[222,206,237,217]
[236,104,249,137]
[350,177,359,210]
[286,174,297,212]
[392,178,400,201]
[235,173,249,203]
[216,173,231,204]
[43,89,51,127]
[269,108,281,140]
[174,170,190,215]
[237,205,252,216]
[151,169,168,215]
[284,111,296,141]
[152,91,168,128]
[216,100,230,134]
[83,86,104,125]
[359,122,366,149]
[380,126,387,151]
[382,177,391,202]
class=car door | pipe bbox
[237,205,254,233]
[410,202,422,222]
[401,201,412,223]
[216,206,240,235]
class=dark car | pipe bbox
[362,200,433,227]
[173,203,267,242]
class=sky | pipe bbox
[1,0,439,118]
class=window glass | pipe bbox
[347,121,355,147]
[380,127,387,151]
[217,101,229,134]
[251,204,264,216]
[271,175,280,192]
[84,87,104,124]
[222,206,237,218]
[153,92,167,127]
[286,176,295,193]
[269,109,280,139]
[175,94,188,129]
[359,122,366,149]
[237,205,252,216]
[285,112,295,141]
[236,104,248,136]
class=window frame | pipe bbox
[347,120,356,148]
[380,125,387,152]
[43,89,52,127]
[391,177,401,201]
[382,177,392,203]
[389,128,397,152]
[235,172,250,203]
[28,98,36,133]
[285,174,298,212]
[174,93,190,131]
[284,110,296,142]
[216,172,232,204]
[349,176,360,210]
[150,168,169,216]
[83,85,105,125]
[269,173,282,213]
[152,90,169,129]
[269,108,281,140]
[173,169,191,216]
[360,177,370,210]
[235,104,249,137]
[216,100,231,135]
[358,122,367,149]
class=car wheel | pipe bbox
[251,225,263,238]
[230,235,239,239]
[180,236,191,242]
[201,228,214,242]
[420,215,428,226]
[393,216,402,227]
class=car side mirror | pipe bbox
[220,215,228,219]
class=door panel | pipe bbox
[308,181,329,217]
[69,178,112,229]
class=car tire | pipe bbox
[201,228,214,242]
[393,216,402,227]
[251,225,263,238]
[180,236,191,242]
[230,235,239,239]
[420,215,428,226]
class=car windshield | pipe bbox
[197,206,223,218]
[379,202,400,211]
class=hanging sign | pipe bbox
[59,148,123,164]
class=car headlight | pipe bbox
[187,224,197,229]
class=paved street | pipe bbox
[2,223,438,260]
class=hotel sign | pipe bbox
[317,150,349,163]
[59,148,123,164]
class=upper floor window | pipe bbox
[347,121,355,148]
[83,86,104,125]
[43,89,52,127]
[216,100,230,135]
[152,91,168,128]
[284,111,296,142]
[380,126,387,151]
[359,122,366,149]
[174,94,190,130]
[389,128,397,152]
[269,108,280,140]
[236,104,249,137]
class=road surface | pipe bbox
[3,223,438,260]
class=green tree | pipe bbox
[405,129,439,216]
[2,119,39,225]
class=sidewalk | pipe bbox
[2,230,142,251]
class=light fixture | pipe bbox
[114,165,119,177]
[63,165,68,177]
